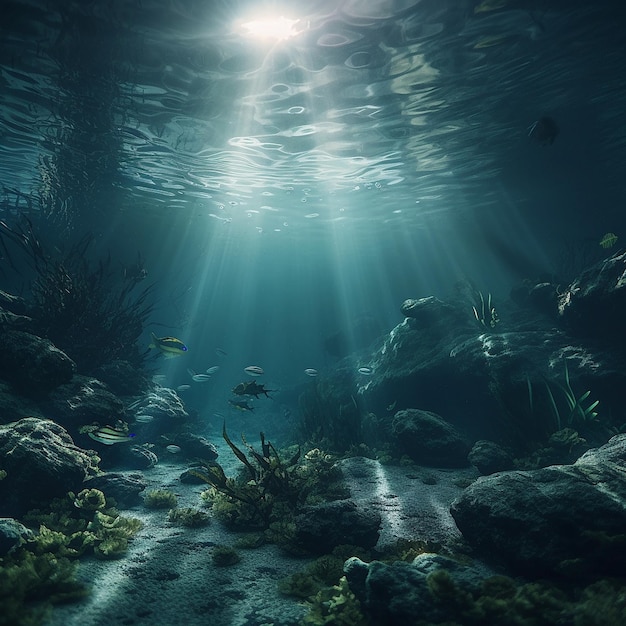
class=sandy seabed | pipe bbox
[43,443,476,626]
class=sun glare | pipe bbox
[239,15,303,41]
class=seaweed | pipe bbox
[0,219,155,372]
[211,545,241,567]
[192,427,342,540]
[167,507,209,528]
[143,488,178,509]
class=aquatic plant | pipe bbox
[167,507,209,528]
[0,548,88,626]
[71,488,106,511]
[472,290,499,329]
[298,373,363,453]
[279,555,346,599]
[543,360,600,431]
[302,576,369,626]
[0,219,155,372]
[192,426,344,540]
[211,545,241,567]
[143,488,178,509]
[23,490,142,560]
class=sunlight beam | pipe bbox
[238,15,304,41]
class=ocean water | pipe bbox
[2,1,626,624]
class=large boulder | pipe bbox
[450,434,626,578]
[468,439,514,475]
[558,251,626,350]
[0,417,99,515]
[44,375,125,432]
[293,499,381,554]
[344,553,493,624]
[392,409,470,467]
[0,329,75,397]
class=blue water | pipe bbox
[1,0,626,431]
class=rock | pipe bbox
[0,518,34,556]
[400,296,463,324]
[391,409,470,467]
[0,381,44,425]
[0,329,75,397]
[83,472,146,507]
[450,434,626,578]
[167,432,218,461]
[44,375,125,432]
[125,387,189,426]
[344,553,493,624]
[558,251,626,350]
[468,440,514,475]
[0,307,33,331]
[0,417,99,515]
[91,360,150,396]
[293,499,381,554]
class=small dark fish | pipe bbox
[528,116,559,145]
[215,348,227,357]
[229,399,255,412]
[232,380,274,398]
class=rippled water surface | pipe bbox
[2,0,626,385]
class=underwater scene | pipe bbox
[1,0,626,624]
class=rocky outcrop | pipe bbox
[0,329,75,397]
[0,417,99,515]
[293,499,381,554]
[44,375,125,431]
[0,518,34,556]
[558,250,626,350]
[83,472,146,507]
[391,409,470,467]
[450,434,626,578]
[344,553,493,624]
[468,439,514,475]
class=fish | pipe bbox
[387,400,397,412]
[177,384,191,391]
[134,414,154,423]
[88,426,136,445]
[528,116,559,145]
[228,399,255,412]
[358,367,373,375]
[149,332,188,358]
[215,348,227,357]
[304,368,318,377]
[192,374,211,383]
[166,445,182,454]
[244,365,264,377]
[232,381,274,398]
[206,366,220,374]
[600,232,618,249]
